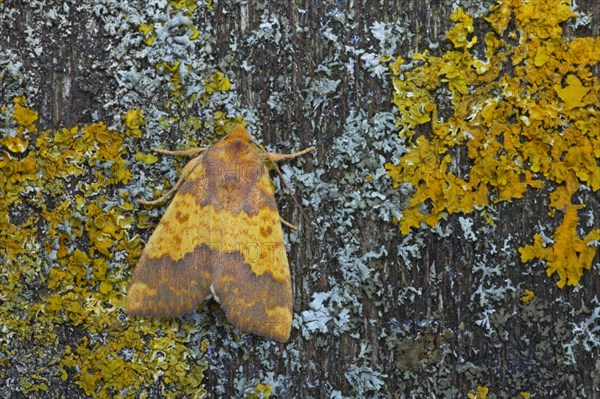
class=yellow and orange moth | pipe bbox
[127,125,314,342]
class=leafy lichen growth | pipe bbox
[385,0,599,288]
[0,98,207,398]
[520,289,535,303]
[245,383,273,399]
[467,385,489,399]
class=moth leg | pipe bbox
[139,155,202,205]
[262,145,314,227]
[264,146,315,162]
[150,146,206,156]
[280,217,298,230]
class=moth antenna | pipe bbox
[252,137,315,226]
[150,146,206,156]
[139,154,203,205]
[280,217,298,230]
[264,146,315,162]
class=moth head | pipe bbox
[226,125,251,143]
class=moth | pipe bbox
[127,125,314,342]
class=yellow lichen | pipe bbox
[467,386,489,399]
[122,108,146,138]
[200,71,232,104]
[0,96,38,153]
[158,61,185,97]
[134,0,233,141]
[12,96,38,132]
[519,205,600,288]
[0,98,207,397]
[138,23,155,46]
[169,0,198,15]
[246,383,273,399]
[520,289,535,303]
[213,110,246,136]
[135,150,159,165]
[447,7,477,49]
[386,1,599,287]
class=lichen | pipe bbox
[0,98,207,398]
[520,289,535,303]
[385,0,599,287]
[245,383,273,399]
[467,385,489,399]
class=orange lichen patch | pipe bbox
[511,0,575,40]
[385,2,599,287]
[135,150,159,164]
[519,205,600,288]
[83,199,136,258]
